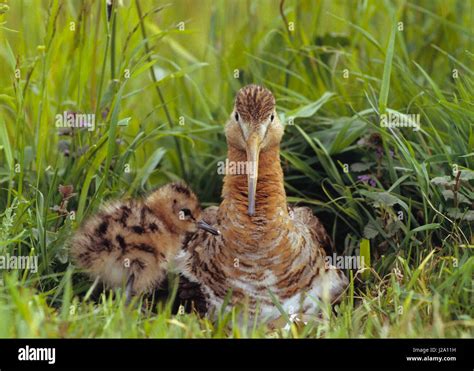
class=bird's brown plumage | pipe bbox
[70,182,218,298]
[235,84,276,123]
[178,85,348,320]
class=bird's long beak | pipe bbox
[197,220,220,235]
[246,132,261,216]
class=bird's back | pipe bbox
[178,204,347,320]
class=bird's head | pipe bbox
[225,84,284,216]
[146,183,219,235]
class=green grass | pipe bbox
[0,0,473,338]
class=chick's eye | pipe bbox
[180,208,192,217]
[234,112,239,121]
[270,114,274,122]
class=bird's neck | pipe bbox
[218,144,290,251]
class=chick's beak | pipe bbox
[197,220,220,235]
[246,132,262,216]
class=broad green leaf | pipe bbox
[351,162,373,172]
[360,190,408,210]
[363,221,379,239]
[283,92,334,122]
[430,176,452,186]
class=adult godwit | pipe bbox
[178,85,348,321]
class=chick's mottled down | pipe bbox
[70,183,218,297]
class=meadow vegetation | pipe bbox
[0,0,472,338]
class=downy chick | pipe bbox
[70,182,219,302]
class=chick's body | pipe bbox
[71,199,172,294]
[70,183,217,296]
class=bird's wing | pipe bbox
[289,205,334,256]
[163,205,220,316]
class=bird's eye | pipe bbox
[270,114,274,122]
[234,112,239,121]
[180,208,192,217]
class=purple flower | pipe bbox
[358,174,376,187]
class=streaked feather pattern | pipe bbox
[177,85,348,321]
